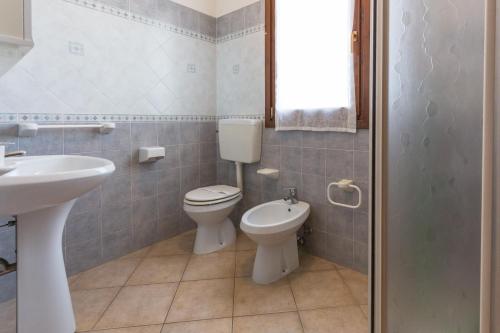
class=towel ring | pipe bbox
[327,179,362,209]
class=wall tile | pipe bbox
[66,211,100,245]
[157,167,181,194]
[307,202,327,233]
[354,211,369,245]
[280,147,301,173]
[158,213,181,239]
[0,124,18,153]
[157,0,181,26]
[327,206,354,240]
[71,187,101,215]
[302,174,326,205]
[102,174,131,206]
[261,144,280,169]
[19,128,63,155]
[228,9,244,33]
[0,272,16,303]
[302,132,326,149]
[130,0,157,19]
[133,196,157,226]
[199,14,216,38]
[200,162,217,186]
[243,163,261,192]
[216,14,230,38]
[66,237,102,275]
[102,122,130,152]
[132,171,157,200]
[305,231,327,258]
[64,128,101,154]
[131,122,157,151]
[302,148,326,176]
[181,166,200,194]
[326,132,354,150]
[180,5,199,32]
[354,242,369,274]
[280,170,302,195]
[180,143,200,166]
[263,128,281,145]
[354,151,369,182]
[281,131,302,147]
[162,145,180,169]
[326,149,354,180]
[101,203,132,235]
[157,122,180,146]
[180,122,200,144]
[98,0,129,10]
[354,129,370,151]
[244,1,263,28]
[101,150,132,177]
[200,142,216,162]
[326,234,353,268]
[102,228,132,262]
[199,121,217,142]
[158,191,181,219]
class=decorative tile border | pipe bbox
[0,113,264,124]
[216,25,265,44]
[63,0,216,44]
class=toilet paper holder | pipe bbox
[327,179,362,209]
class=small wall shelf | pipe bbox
[257,168,280,179]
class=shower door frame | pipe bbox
[372,0,496,332]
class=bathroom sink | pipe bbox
[0,155,115,333]
[0,155,115,215]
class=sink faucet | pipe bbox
[284,187,298,205]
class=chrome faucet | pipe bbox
[283,187,298,205]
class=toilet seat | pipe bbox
[184,185,241,206]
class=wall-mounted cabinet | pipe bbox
[0,0,33,77]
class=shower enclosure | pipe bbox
[374,0,496,331]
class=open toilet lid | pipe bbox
[185,185,241,202]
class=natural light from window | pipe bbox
[275,0,353,112]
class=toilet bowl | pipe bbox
[184,185,242,254]
[241,200,310,284]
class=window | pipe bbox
[265,0,371,129]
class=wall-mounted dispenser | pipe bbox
[139,147,166,163]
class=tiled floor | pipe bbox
[0,231,369,333]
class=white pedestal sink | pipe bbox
[0,155,115,333]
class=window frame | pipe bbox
[265,0,371,129]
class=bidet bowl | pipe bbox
[240,200,310,284]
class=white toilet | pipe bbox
[241,199,311,284]
[184,119,262,255]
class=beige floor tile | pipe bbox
[300,306,368,333]
[182,252,235,281]
[297,252,337,272]
[162,318,232,333]
[235,233,257,251]
[235,250,256,277]
[68,273,81,289]
[127,255,190,285]
[289,270,356,310]
[149,232,195,257]
[233,277,296,316]
[338,269,369,305]
[0,299,16,333]
[87,325,162,333]
[233,312,303,333]
[360,305,369,318]
[71,259,141,290]
[166,279,233,323]
[95,284,177,329]
[120,246,152,260]
[71,287,120,332]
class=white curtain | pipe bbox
[275,0,357,132]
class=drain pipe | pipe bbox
[235,161,244,191]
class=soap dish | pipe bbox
[257,168,280,179]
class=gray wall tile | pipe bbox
[281,131,302,147]
[157,0,181,26]
[180,122,200,144]
[261,144,280,169]
[326,149,354,180]
[326,234,353,268]
[200,162,217,186]
[64,128,101,154]
[179,5,199,32]
[243,1,263,29]
[132,171,157,200]
[326,132,354,150]
[180,143,200,166]
[199,121,217,142]
[302,148,325,176]
[97,0,128,10]
[102,122,130,152]
[158,122,180,146]
[280,147,302,173]
[102,228,132,262]
[102,202,132,235]
[158,167,181,194]
[19,128,63,155]
[199,13,216,38]
[354,151,369,182]
[0,124,19,153]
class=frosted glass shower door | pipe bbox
[384,0,484,331]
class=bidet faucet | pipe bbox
[284,187,298,205]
